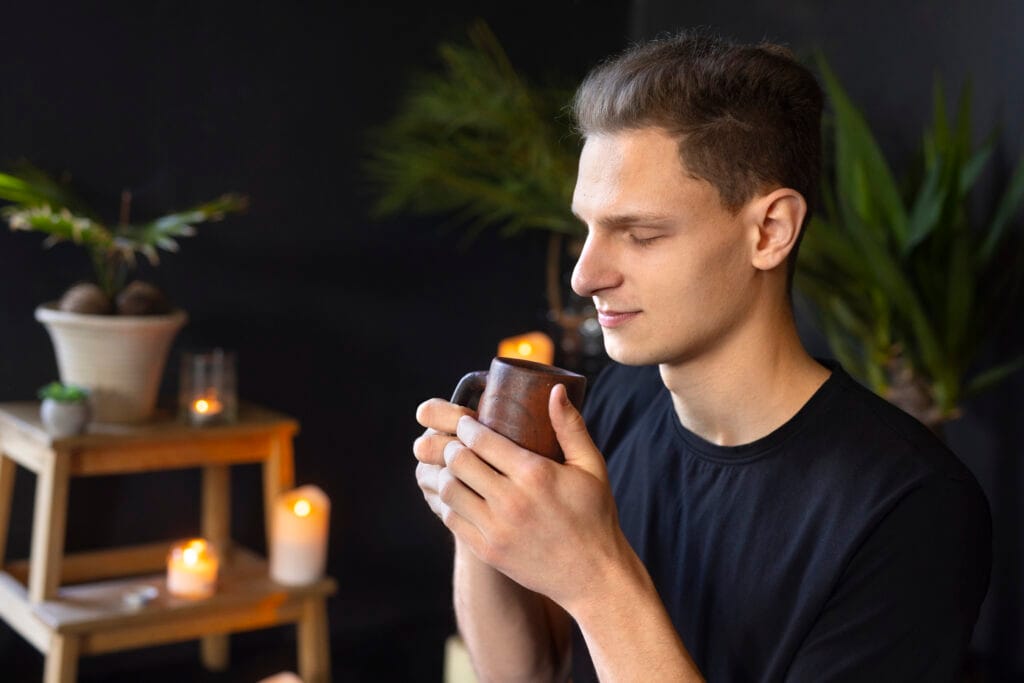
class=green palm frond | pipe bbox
[365,20,582,240]
[1,167,247,299]
[123,193,249,265]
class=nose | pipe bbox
[571,231,620,297]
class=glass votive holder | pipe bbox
[179,349,237,426]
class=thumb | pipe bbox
[549,384,606,479]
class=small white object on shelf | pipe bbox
[122,585,159,610]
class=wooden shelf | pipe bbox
[0,401,299,476]
[0,402,333,683]
[0,547,334,644]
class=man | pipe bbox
[414,31,991,682]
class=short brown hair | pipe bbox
[573,29,823,234]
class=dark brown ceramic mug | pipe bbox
[450,357,587,463]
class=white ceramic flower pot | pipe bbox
[35,304,187,424]
[40,398,91,438]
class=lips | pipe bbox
[597,309,640,328]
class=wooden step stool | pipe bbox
[0,402,336,683]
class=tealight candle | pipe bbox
[497,331,555,365]
[179,349,237,426]
[167,538,219,599]
[270,486,330,586]
[190,394,224,425]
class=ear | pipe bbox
[747,188,806,272]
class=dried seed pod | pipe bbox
[116,281,172,316]
[58,282,113,315]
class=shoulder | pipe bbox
[777,363,991,563]
[822,366,980,486]
[786,366,992,677]
[799,363,992,574]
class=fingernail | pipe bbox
[457,414,476,436]
[444,440,459,465]
[557,384,570,406]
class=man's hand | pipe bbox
[413,398,477,522]
[413,385,701,681]
[436,383,631,611]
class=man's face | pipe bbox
[570,128,759,368]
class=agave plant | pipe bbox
[796,59,1024,430]
[0,165,247,308]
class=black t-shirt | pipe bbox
[571,361,991,683]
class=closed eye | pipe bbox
[628,231,665,247]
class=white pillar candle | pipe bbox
[270,485,330,586]
[167,538,219,598]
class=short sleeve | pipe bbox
[785,475,992,683]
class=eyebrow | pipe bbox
[571,210,674,228]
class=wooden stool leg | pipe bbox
[0,453,16,568]
[201,464,231,671]
[29,452,70,603]
[201,635,230,672]
[262,432,295,550]
[44,633,79,683]
[298,597,331,683]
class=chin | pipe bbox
[604,338,662,367]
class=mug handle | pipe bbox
[450,371,488,411]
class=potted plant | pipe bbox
[0,166,247,423]
[795,60,1024,432]
[365,22,593,351]
[37,381,90,438]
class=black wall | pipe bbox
[0,2,629,681]
[1,1,1020,680]
[632,1,1024,677]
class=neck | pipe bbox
[659,298,830,447]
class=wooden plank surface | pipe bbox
[0,421,52,473]
[0,402,298,450]
[6,541,173,586]
[32,549,336,635]
[71,433,281,476]
[0,570,53,651]
[82,599,306,655]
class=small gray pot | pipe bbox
[40,399,91,438]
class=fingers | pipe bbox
[549,384,605,477]
[549,384,589,440]
[456,414,546,477]
[438,466,489,523]
[444,440,503,498]
[440,507,489,561]
[413,429,456,466]
[415,461,449,519]
[416,398,476,433]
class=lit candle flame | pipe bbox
[293,499,312,517]
[498,332,554,365]
[183,539,205,566]
[194,399,211,414]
